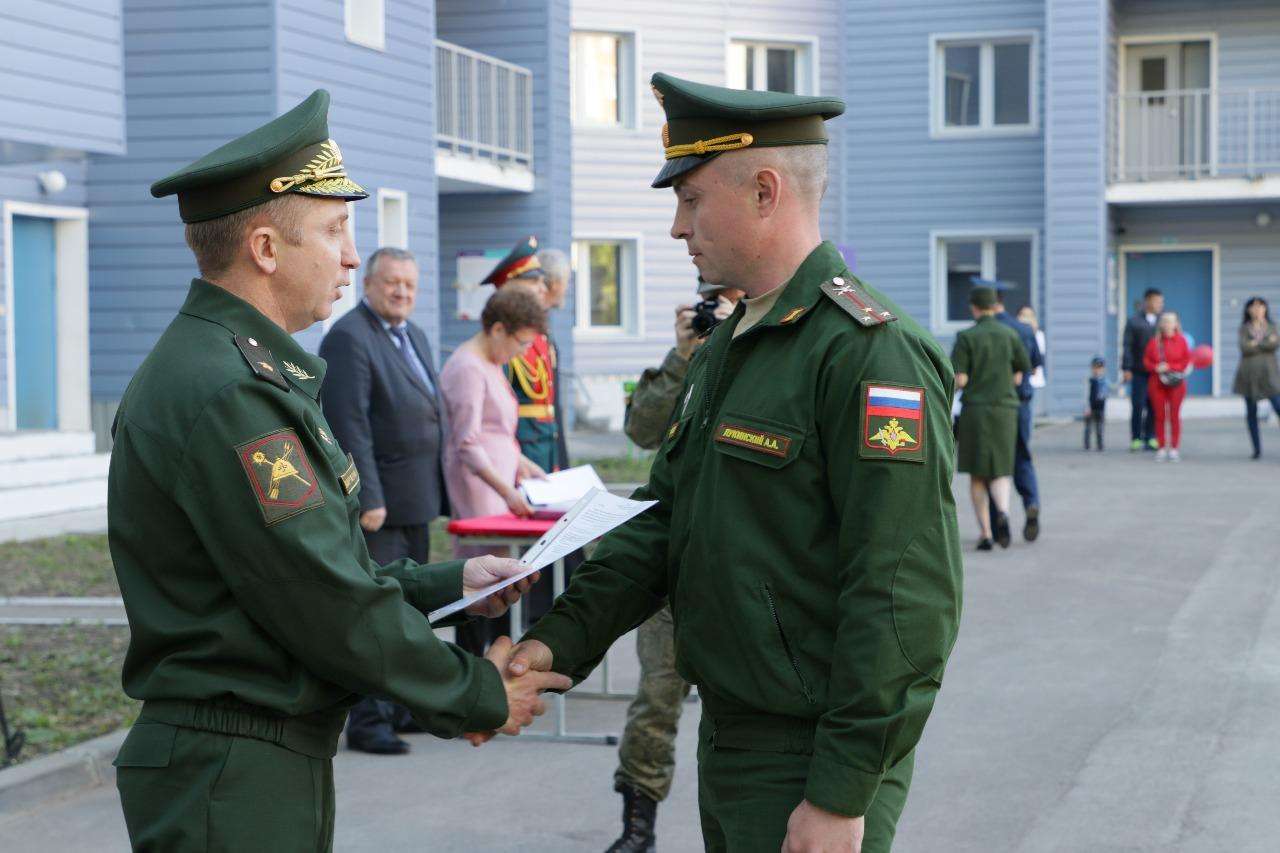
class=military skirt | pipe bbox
[957,403,1018,477]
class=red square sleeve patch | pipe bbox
[236,429,326,525]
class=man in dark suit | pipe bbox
[1122,287,1164,451]
[319,246,449,755]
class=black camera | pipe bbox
[692,298,721,336]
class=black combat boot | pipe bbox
[606,784,657,853]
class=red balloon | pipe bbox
[1191,344,1214,369]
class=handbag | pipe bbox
[1157,338,1185,387]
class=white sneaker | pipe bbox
[1169,449,1181,462]
[1155,448,1169,461]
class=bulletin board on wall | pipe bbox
[454,250,507,320]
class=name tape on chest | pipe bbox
[339,453,361,496]
[860,382,927,463]
[714,422,792,458]
[820,277,897,328]
[236,429,325,525]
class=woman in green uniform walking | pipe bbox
[951,286,1031,550]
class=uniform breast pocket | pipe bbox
[710,412,805,470]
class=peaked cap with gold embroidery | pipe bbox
[150,89,368,223]
[482,236,544,287]
[649,72,845,189]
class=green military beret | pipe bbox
[150,89,368,223]
[649,72,845,189]
[969,286,998,309]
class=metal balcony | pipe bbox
[1107,87,1280,203]
[435,39,534,194]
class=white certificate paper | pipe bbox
[519,464,607,508]
[428,489,657,624]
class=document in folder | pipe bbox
[428,488,657,624]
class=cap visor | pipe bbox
[651,153,720,189]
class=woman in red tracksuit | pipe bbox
[1143,311,1192,461]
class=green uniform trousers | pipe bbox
[114,703,337,851]
[615,604,692,801]
[696,713,913,853]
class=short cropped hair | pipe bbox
[366,247,417,280]
[481,285,547,334]
[730,144,829,205]
[184,194,308,279]
[536,248,570,284]
[1143,287,1163,299]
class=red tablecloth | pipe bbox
[447,513,556,538]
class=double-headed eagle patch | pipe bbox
[860,382,926,463]
[237,429,325,524]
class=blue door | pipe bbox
[1124,250,1213,396]
[13,216,58,429]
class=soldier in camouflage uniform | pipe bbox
[611,282,741,853]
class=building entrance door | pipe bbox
[1124,249,1213,396]
[12,215,59,429]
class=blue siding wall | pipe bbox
[86,0,276,403]
[0,1,125,157]
[842,0,1046,338]
[435,0,573,384]
[278,0,443,357]
[1045,0,1110,415]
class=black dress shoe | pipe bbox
[1252,449,1261,460]
[1023,506,1040,542]
[976,538,994,551]
[347,731,410,755]
[993,513,1011,549]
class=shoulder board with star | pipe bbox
[820,276,897,328]
[234,335,290,392]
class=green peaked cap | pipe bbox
[649,72,845,188]
[150,89,368,223]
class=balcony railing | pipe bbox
[1109,87,1280,183]
[435,39,533,170]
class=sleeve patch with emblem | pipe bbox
[860,382,926,463]
[236,429,325,524]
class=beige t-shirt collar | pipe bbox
[733,281,789,339]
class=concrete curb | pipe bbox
[0,727,126,818]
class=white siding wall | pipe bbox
[570,0,842,425]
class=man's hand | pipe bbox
[360,507,387,533]
[781,800,864,853]
[516,455,546,484]
[461,556,539,618]
[674,305,699,359]
[463,637,558,746]
[465,637,570,742]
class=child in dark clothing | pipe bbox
[1084,356,1108,450]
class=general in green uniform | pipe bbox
[108,90,564,851]
[950,285,1031,549]
[508,74,964,852]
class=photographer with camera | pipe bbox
[623,279,742,449]
[609,278,740,852]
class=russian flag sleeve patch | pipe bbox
[860,382,926,462]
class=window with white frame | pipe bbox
[728,39,815,94]
[935,233,1035,329]
[572,238,637,333]
[571,31,636,127]
[345,0,384,51]
[932,33,1036,135]
[377,189,407,250]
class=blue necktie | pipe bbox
[391,326,435,397]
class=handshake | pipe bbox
[458,556,571,745]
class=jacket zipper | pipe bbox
[700,307,768,429]
[763,583,816,704]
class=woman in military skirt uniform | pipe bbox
[951,286,1030,550]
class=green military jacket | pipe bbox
[526,242,963,817]
[624,347,691,450]
[951,316,1030,407]
[108,279,507,755]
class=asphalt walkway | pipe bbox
[4,417,1279,852]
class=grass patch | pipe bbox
[0,534,118,598]
[580,454,655,485]
[1,625,137,765]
